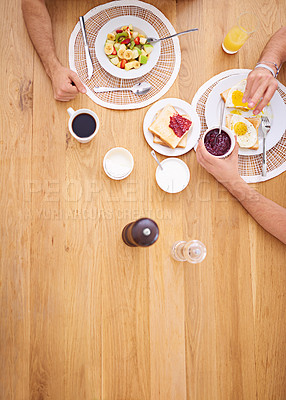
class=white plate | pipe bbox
[143,98,201,156]
[204,72,286,155]
[156,158,190,193]
[94,16,161,80]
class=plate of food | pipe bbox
[143,98,201,156]
[204,72,286,155]
[94,16,161,79]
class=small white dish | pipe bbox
[202,125,235,158]
[155,158,190,193]
[94,16,161,80]
[103,147,134,180]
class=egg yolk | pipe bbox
[230,109,242,115]
[231,90,249,108]
[233,122,248,136]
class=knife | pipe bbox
[79,16,93,80]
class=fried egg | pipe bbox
[230,114,257,148]
[225,79,252,110]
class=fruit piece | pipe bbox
[129,41,135,50]
[118,48,125,58]
[132,31,139,38]
[106,39,115,45]
[112,47,117,55]
[114,43,120,50]
[126,28,131,38]
[115,31,128,41]
[124,49,133,60]
[107,33,116,41]
[134,36,140,45]
[120,59,127,69]
[134,46,142,55]
[139,54,148,64]
[110,56,119,65]
[132,49,139,59]
[121,38,131,45]
[116,29,123,33]
[104,43,113,55]
[125,61,135,71]
[140,37,147,45]
[140,49,147,57]
[129,24,133,30]
[133,61,140,69]
[119,44,126,50]
[143,44,153,54]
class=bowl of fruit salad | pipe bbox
[95,16,161,79]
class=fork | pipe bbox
[261,116,271,177]
[146,28,198,44]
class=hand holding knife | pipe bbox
[79,16,93,80]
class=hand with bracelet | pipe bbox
[243,27,286,115]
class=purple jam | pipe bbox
[204,129,231,156]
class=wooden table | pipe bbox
[1,1,286,399]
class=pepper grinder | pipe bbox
[122,218,159,247]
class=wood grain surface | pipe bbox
[1,0,286,399]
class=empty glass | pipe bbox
[171,240,207,264]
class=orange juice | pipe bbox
[222,25,249,53]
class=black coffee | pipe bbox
[72,113,96,138]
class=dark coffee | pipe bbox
[72,113,96,138]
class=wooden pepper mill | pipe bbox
[122,218,159,247]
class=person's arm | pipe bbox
[22,0,86,101]
[243,27,286,114]
[196,140,286,244]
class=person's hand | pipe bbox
[243,68,278,115]
[49,64,86,101]
[196,137,241,188]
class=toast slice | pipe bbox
[220,88,230,104]
[225,114,261,150]
[152,113,190,148]
[153,133,188,148]
[148,105,192,149]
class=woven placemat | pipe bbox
[69,0,181,110]
[192,69,286,183]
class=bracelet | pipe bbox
[254,63,276,78]
[257,60,279,72]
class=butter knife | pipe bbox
[79,16,93,80]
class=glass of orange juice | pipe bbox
[222,12,259,54]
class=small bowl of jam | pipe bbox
[202,126,235,158]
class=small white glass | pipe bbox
[171,240,207,264]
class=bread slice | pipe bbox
[148,105,192,149]
[220,88,230,104]
[225,114,261,150]
[153,133,188,148]
[152,113,190,148]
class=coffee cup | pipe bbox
[67,107,99,144]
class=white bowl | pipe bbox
[155,158,190,193]
[202,126,235,158]
[103,147,134,180]
[94,16,161,80]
